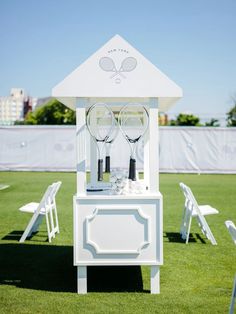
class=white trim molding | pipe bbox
[85,205,150,255]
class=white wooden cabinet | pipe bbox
[72,99,162,293]
[74,193,163,293]
[72,98,163,294]
[74,194,163,264]
[52,34,182,294]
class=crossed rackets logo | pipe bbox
[99,56,137,83]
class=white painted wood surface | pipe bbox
[74,194,163,294]
[151,265,160,294]
[148,98,159,193]
[76,104,87,195]
[77,266,87,294]
[52,35,182,112]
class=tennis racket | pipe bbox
[99,57,125,78]
[110,57,137,79]
[118,104,149,181]
[104,116,119,173]
[86,103,115,181]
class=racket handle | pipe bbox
[128,158,136,181]
[105,156,110,173]
[98,159,103,181]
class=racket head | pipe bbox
[99,57,116,72]
[86,103,115,142]
[118,103,149,142]
[105,115,119,143]
[120,57,137,72]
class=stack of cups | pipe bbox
[110,168,146,195]
[110,168,127,195]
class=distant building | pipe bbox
[159,112,168,126]
[0,88,37,125]
[0,88,25,125]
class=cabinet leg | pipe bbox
[77,266,87,294]
[150,265,160,294]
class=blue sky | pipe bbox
[0,0,235,119]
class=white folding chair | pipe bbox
[0,184,10,190]
[225,220,236,245]
[19,181,61,243]
[179,182,219,245]
[225,220,236,314]
[229,277,236,314]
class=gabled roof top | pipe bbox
[52,34,182,111]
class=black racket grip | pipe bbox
[105,156,110,173]
[128,158,136,181]
[97,159,103,181]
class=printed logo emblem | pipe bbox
[99,56,137,84]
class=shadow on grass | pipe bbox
[88,266,144,292]
[0,243,144,293]
[2,230,48,242]
[164,232,206,244]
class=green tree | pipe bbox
[169,113,200,126]
[226,102,236,127]
[14,120,25,125]
[24,99,76,125]
[205,118,220,127]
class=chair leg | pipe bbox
[31,214,44,233]
[53,200,60,234]
[49,205,56,238]
[180,207,186,237]
[186,215,192,244]
[45,211,51,242]
[229,276,236,314]
[198,216,217,245]
[20,210,44,243]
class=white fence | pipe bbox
[0,126,236,173]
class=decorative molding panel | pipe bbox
[85,205,150,255]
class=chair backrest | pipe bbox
[179,182,193,243]
[36,184,54,212]
[46,181,62,207]
[225,220,236,245]
[52,181,62,197]
[180,182,199,214]
[46,181,61,235]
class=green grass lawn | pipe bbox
[0,172,235,314]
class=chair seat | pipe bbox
[19,202,46,214]
[192,205,219,217]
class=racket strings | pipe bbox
[118,104,149,181]
[119,107,148,142]
[87,107,114,141]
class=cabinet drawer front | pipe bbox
[74,198,163,265]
